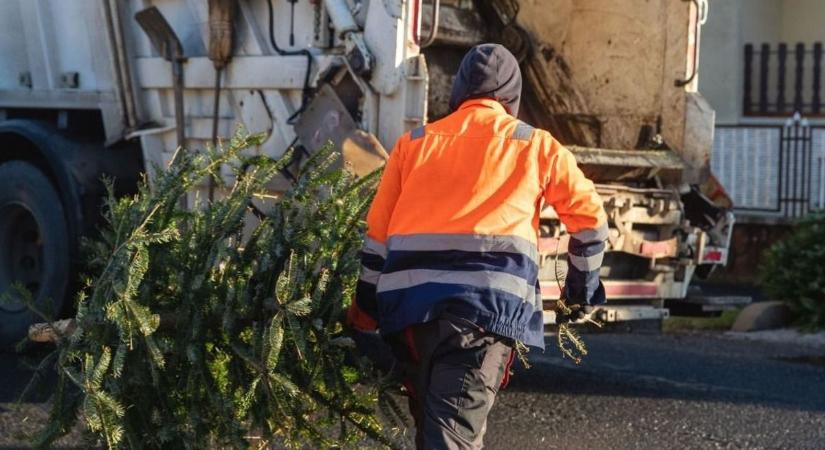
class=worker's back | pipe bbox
[364,97,559,349]
[387,98,542,245]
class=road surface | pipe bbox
[1,331,824,449]
[486,332,825,450]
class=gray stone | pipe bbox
[731,301,792,332]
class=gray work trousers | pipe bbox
[388,315,515,450]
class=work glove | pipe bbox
[345,328,399,376]
[555,304,595,324]
[557,280,606,324]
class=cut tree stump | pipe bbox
[28,319,77,343]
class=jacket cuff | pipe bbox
[346,300,378,331]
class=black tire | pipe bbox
[0,161,71,349]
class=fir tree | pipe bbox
[19,129,407,449]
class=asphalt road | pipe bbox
[486,332,825,450]
[1,331,824,449]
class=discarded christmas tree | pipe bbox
[19,129,407,449]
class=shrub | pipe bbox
[760,212,825,330]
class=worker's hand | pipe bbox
[346,328,399,375]
[561,280,607,307]
[555,304,595,324]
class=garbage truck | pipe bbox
[0,0,735,345]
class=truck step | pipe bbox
[543,305,670,325]
[666,295,753,316]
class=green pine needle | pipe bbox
[21,128,400,449]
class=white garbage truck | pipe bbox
[0,0,735,346]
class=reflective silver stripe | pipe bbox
[568,252,604,272]
[410,126,426,140]
[359,267,381,285]
[511,121,534,141]
[527,284,539,306]
[377,269,535,303]
[387,233,538,262]
[571,222,609,243]
[363,237,387,258]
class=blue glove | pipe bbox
[562,280,606,307]
[346,328,399,375]
[558,281,606,324]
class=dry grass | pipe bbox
[663,309,740,333]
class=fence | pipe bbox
[712,113,825,219]
[743,42,824,116]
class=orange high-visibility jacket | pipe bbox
[348,99,607,349]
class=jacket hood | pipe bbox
[448,43,522,116]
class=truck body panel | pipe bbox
[0,0,732,340]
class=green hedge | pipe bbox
[760,212,825,330]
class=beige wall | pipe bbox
[700,0,825,124]
[740,0,782,44]
[781,0,825,43]
[700,0,742,123]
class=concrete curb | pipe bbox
[725,328,825,349]
[730,301,792,332]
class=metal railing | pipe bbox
[743,42,824,117]
[713,113,825,218]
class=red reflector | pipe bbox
[541,282,658,298]
[640,240,674,257]
[542,285,562,297]
[703,250,723,262]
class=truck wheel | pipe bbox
[0,161,70,349]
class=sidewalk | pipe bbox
[725,328,825,349]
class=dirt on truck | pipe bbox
[0,0,734,346]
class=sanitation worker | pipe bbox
[347,43,608,449]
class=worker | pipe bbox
[347,43,607,449]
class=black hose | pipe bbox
[267,0,314,121]
[211,68,222,147]
[208,67,223,201]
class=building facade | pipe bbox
[700,0,825,222]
